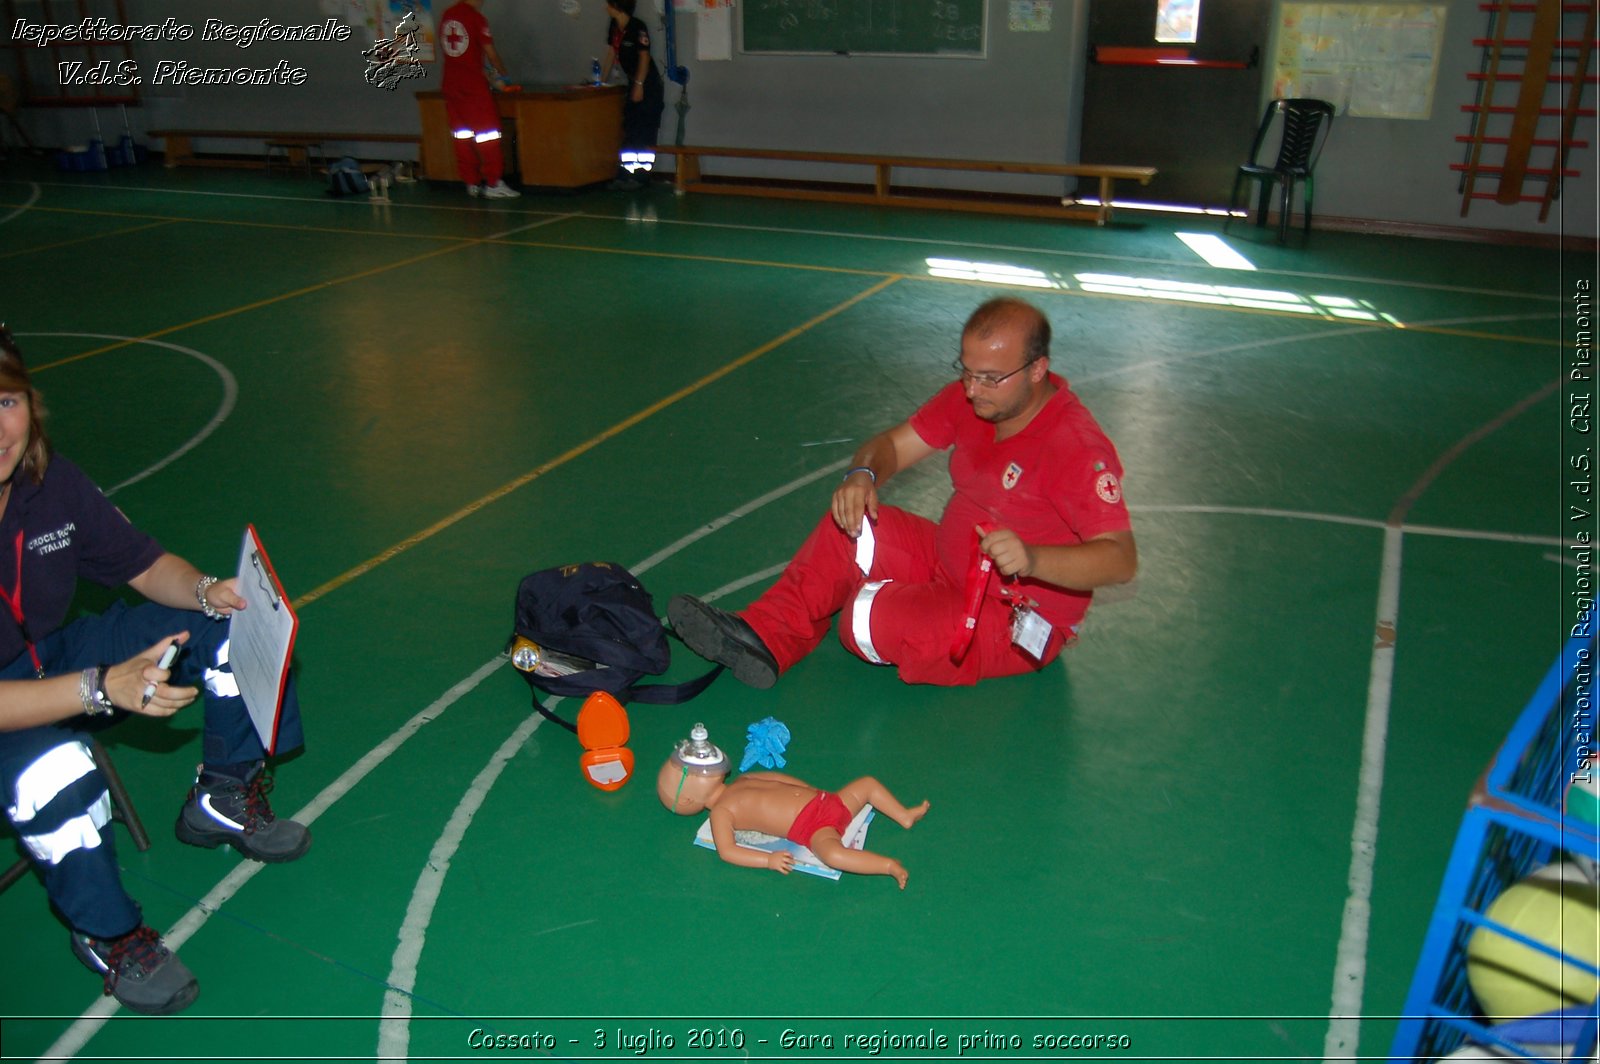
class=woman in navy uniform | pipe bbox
[0,326,309,1015]
[601,0,665,187]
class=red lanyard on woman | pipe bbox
[0,528,44,677]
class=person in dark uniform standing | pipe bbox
[600,0,664,188]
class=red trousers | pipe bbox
[740,506,1065,686]
[444,86,504,186]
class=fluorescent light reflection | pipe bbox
[1072,197,1243,218]
[1175,232,1256,271]
[926,257,1058,288]
[1073,272,1401,324]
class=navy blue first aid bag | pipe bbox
[326,157,369,196]
[509,562,721,731]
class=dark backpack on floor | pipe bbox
[509,561,721,732]
[327,157,369,196]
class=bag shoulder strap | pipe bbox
[617,663,724,705]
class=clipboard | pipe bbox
[229,525,298,754]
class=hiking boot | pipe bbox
[482,180,521,199]
[70,924,199,1015]
[668,595,779,689]
[175,761,311,863]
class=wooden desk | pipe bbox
[416,86,624,188]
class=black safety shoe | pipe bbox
[70,924,199,1015]
[175,761,310,863]
[668,595,779,689]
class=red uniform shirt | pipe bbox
[439,2,492,95]
[909,373,1130,630]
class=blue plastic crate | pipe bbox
[1391,620,1600,1063]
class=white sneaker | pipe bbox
[465,183,482,197]
[482,180,521,199]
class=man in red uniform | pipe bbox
[669,297,1137,687]
[438,0,519,198]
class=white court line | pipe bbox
[1133,504,1561,548]
[1320,378,1559,1062]
[39,654,509,1063]
[374,461,843,1061]
[1,178,1561,304]
[1074,311,1556,391]
[376,698,548,1059]
[0,181,40,226]
[21,333,237,497]
[31,289,1563,1059]
[630,456,850,573]
[701,562,790,605]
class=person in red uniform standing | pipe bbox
[669,297,1137,688]
[438,0,520,199]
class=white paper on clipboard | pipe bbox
[229,526,298,754]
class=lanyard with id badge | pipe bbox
[949,524,1053,664]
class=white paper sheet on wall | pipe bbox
[698,4,733,61]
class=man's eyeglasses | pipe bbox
[951,357,1036,389]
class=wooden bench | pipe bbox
[652,146,1156,226]
[149,129,421,171]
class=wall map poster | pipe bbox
[1272,3,1446,119]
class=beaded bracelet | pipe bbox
[844,466,877,483]
[196,575,223,620]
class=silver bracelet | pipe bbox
[844,465,877,483]
[82,666,115,716]
[196,575,222,620]
[79,667,97,715]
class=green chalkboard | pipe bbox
[741,0,986,56]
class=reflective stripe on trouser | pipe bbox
[1,734,138,936]
[740,506,1067,686]
[850,580,893,665]
[3,601,305,765]
[8,740,110,865]
[741,506,939,673]
[450,130,503,187]
[0,601,307,934]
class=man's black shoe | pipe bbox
[668,595,778,689]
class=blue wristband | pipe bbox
[844,466,876,483]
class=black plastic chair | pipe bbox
[1227,98,1335,244]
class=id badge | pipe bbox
[1010,604,1053,660]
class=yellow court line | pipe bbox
[492,237,1564,349]
[292,274,904,610]
[31,238,486,371]
[6,202,1563,349]
[504,237,892,278]
[898,272,1565,348]
[0,220,176,261]
[2,202,474,243]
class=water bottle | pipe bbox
[591,57,601,86]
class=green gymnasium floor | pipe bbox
[0,156,1591,1062]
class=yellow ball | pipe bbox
[1466,861,1600,1020]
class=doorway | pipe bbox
[1078,0,1272,208]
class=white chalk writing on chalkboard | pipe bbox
[744,0,986,56]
